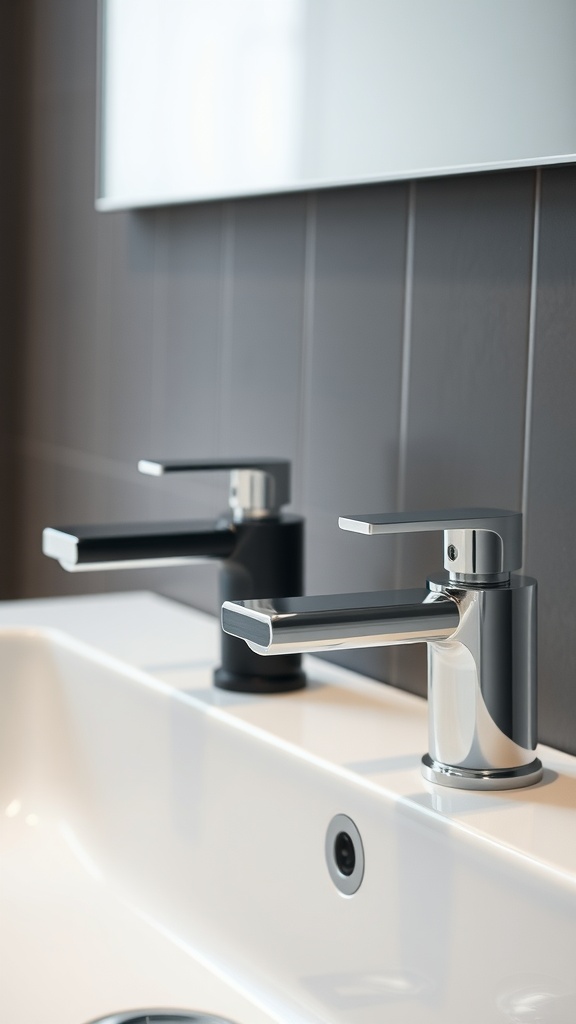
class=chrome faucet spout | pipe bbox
[222,507,543,791]
[222,589,459,656]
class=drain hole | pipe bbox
[334,831,356,876]
[325,814,364,895]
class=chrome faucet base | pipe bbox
[421,754,543,791]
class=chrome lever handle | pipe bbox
[339,507,523,578]
[138,457,291,521]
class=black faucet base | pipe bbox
[217,513,306,693]
[213,665,307,694]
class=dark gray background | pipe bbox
[1,3,574,754]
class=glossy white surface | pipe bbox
[1,592,576,1024]
[98,0,576,210]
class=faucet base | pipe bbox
[213,666,307,694]
[421,754,543,791]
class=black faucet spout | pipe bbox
[43,512,306,694]
[42,519,236,570]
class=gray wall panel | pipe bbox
[388,172,535,695]
[23,0,99,454]
[304,185,407,590]
[220,194,307,478]
[152,203,224,465]
[525,166,576,753]
[96,212,157,462]
[303,185,407,682]
[403,173,533,564]
[0,2,28,597]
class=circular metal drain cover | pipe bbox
[325,813,365,895]
[86,1013,238,1024]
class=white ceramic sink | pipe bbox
[0,625,274,1024]
[2,593,576,1024]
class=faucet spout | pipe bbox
[42,455,307,695]
[42,519,236,571]
[222,588,460,656]
[41,516,236,573]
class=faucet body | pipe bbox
[222,508,542,789]
[425,573,538,786]
[43,459,306,694]
[215,512,305,691]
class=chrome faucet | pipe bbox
[222,508,542,790]
[43,458,306,694]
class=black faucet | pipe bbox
[42,458,306,693]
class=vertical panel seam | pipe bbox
[394,181,416,589]
[94,213,114,464]
[521,168,542,567]
[296,192,317,509]
[216,202,236,453]
[149,211,166,493]
[396,181,416,511]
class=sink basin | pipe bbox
[0,625,274,1024]
[2,593,576,1024]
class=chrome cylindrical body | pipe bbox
[422,574,542,789]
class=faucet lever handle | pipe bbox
[338,507,523,578]
[138,458,291,521]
